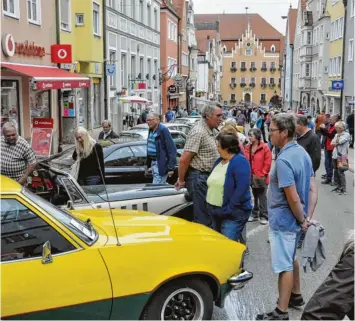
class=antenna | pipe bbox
[94,144,120,246]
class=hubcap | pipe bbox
[160,288,204,320]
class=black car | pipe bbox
[49,139,183,184]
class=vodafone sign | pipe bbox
[2,34,15,57]
[51,44,72,64]
[32,118,54,129]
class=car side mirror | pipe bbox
[42,241,53,264]
[67,200,74,210]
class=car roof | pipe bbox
[103,139,147,153]
[0,175,22,193]
[164,123,190,127]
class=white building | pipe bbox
[105,0,161,132]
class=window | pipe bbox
[337,56,342,76]
[230,94,236,101]
[1,80,20,133]
[270,45,276,52]
[246,49,252,56]
[270,78,275,84]
[1,198,75,262]
[241,62,246,69]
[251,62,256,69]
[320,25,324,43]
[93,83,102,127]
[93,2,100,36]
[241,77,246,84]
[261,77,266,84]
[121,53,127,88]
[119,0,126,14]
[27,0,41,24]
[108,0,116,8]
[335,19,339,39]
[307,31,312,45]
[105,147,134,166]
[139,57,144,78]
[60,0,71,31]
[154,8,158,30]
[349,39,354,62]
[131,0,135,18]
[131,55,136,80]
[351,0,355,17]
[305,63,310,77]
[250,77,255,84]
[231,77,236,83]
[3,0,20,18]
[147,4,151,27]
[147,58,151,87]
[154,60,158,87]
[339,17,344,38]
[109,51,116,88]
[262,62,267,69]
[231,61,236,68]
[130,145,147,166]
[139,0,143,23]
[271,62,276,69]
[261,93,266,101]
[75,13,84,25]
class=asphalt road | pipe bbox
[212,167,354,320]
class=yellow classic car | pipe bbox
[1,175,252,320]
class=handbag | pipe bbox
[249,146,267,188]
[337,147,349,172]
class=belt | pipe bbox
[188,167,211,175]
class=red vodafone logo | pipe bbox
[2,34,15,57]
[58,49,68,59]
[51,44,72,64]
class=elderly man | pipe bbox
[1,122,36,185]
[98,120,119,140]
[146,112,177,184]
[256,113,318,320]
[175,103,223,227]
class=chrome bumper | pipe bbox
[228,270,253,290]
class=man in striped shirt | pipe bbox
[146,112,177,184]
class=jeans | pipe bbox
[78,175,102,186]
[186,169,211,227]
[324,150,333,181]
[333,159,347,191]
[251,187,268,219]
[207,204,251,242]
[152,160,168,184]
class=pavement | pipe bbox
[211,168,354,320]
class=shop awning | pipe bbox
[1,62,90,90]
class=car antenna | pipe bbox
[94,144,120,246]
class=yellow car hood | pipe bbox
[70,209,226,246]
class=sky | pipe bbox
[194,0,299,35]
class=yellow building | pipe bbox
[220,25,281,107]
[325,0,345,114]
[59,0,104,142]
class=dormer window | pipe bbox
[271,45,276,53]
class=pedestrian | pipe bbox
[306,115,315,132]
[320,114,331,179]
[296,115,322,173]
[236,109,246,126]
[0,122,36,185]
[175,106,183,118]
[220,123,246,155]
[72,127,105,186]
[320,114,339,185]
[146,112,176,184]
[165,107,175,123]
[245,128,272,225]
[175,103,223,227]
[346,109,354,148]
[301,231,354,320]
[250,108,258,128]
[206,132,252,241]
[140,108,149,124]
[315,111,326,139]
[331,121,351,195]
[98,120,119,140]
[256,113,318,321]
[256,110,267,142]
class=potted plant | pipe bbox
[240,83,246,88]
[249,83,256,88]
[230,67,237,72]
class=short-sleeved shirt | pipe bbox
[0,136,36,181]
[267,141,314,232]
[184,120,219,172]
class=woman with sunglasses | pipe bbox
[245,128,272,225]
[206,132,252,241]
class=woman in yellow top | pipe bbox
[206,132,252,241]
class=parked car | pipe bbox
[1,175,252,320]
[49,138,185,184]
[130,123,191,135]
[171,117,201,126]
[26,163,193,220]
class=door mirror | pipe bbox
[42,241,53,264]
[67,200,74,210]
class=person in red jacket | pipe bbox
[320,114,340,184]
[245,128,272,225]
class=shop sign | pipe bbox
[51,44,72,64]
[2,34,46,57]
[168,85,177,94]
[36,80,90,90]
[31,128,53,157]
[106,64,116,76]
[331,80,344,91]
[32,117,54,129]
[2,34,15,57]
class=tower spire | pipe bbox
[245,7,250,36]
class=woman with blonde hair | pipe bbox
[72,127,105,186]
[331,121,351,195]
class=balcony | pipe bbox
[240,83,247,88]
[300,46,312,57]
[249,83,256,88]
[270,68,277,73]
[230,67,237,72]
[261,67,267,72]
[230,83,237,89]
[250,67,257,72]
[269,83,276,88]
[230,99,237,104]
[240,67,247,72]
[260,83,267,88]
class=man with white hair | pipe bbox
[1,122,36,185]
[98,120,119,140]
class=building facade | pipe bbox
[1,0,91,153]
[343,0,355,118]
[60,0,105,143]
[105,0,161,133]
[160,0,179,113]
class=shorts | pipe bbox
[269,228,301,274]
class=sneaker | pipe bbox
[277,293,305,309]
[330,181,337,186]
[260,218,268,225]
[339,189,347,195]
[321,174,327,179]
[332,187,340,192]
[256,309,289,320]
[248,216,259,222]
[321,179,331,184]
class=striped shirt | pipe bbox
[147,131,158,157]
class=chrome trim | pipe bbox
[228,270,253,290]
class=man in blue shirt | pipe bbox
[165,107,175,122]
[307,115,315,132]
[146,112,177,184]
[256,113,318,321]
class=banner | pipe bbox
[31,128,53,157]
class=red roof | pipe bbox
[196,30,218,53]
[1,62,90,90]
[288,8,298,45]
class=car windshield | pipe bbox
[22,188,98,246]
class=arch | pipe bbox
[270,44,276,53]
[244,93,251,102]
[302,95,307,108]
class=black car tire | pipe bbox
[142,278,213,320]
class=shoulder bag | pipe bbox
[337,146,349,172]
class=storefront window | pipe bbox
[1,80,20,132]
[30,90,51,119]
[78,88,88,129]
[93,83,102,128]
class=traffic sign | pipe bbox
[331,80,344,91]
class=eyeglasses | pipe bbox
[146,118,158,122]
